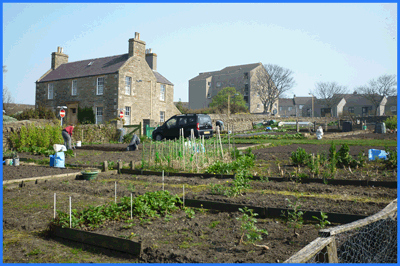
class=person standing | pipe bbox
[62,124,75,150]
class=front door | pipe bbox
[66,103,78,125]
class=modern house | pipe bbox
[36,32,180,127]
[385,96,397,115]
[301,92,389,117]
[278,96,312,117]
[189,63,274,113]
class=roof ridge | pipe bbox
[64,53,128,64]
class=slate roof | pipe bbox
[190,63,262,81]
[39,54,129,82]
[153,71,173,86]
[278,98,295,106]
[385,96,397,106]
[294,97,312,105]
[341,94,384,106]
[38,53,173,85]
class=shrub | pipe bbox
[290,147,311,166]
[13,105,56,120]
[384,116,397,130]
[77,106,95,124]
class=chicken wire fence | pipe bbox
[285,199,397,263]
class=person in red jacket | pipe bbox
[62,124,75,150]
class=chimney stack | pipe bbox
[145,48,157,71]
[51,46,68,70]
[129,32,146,58]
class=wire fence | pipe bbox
[284,199,397,263]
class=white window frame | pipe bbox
[299,104,304,110]
[216,82,221,88]
[97,77,104,95]
[207,93,211,99]
[125,106,131,116]
[288,107,292,111]
[48,83,54,99]
[279,106,282,111]
[160,111,165,122]
[160,84,166,101]
[391,106,396,112]
[96,107,103,124]
[125,76,131,95]
[72,80,77,96]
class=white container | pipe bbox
[53,144,67,152]
[77,141,82,147]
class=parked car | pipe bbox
[152,114,214,141]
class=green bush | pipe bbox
[9,124,63,152]
[290,147,311,166]
[384,116,397,130]
[13,105,56,120]
[78,106,95,124]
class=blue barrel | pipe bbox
[50,152,65,168]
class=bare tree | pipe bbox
[253,64,295,114]
[356,74,397,115]
[311,82,348,116]
[3,65,14,113]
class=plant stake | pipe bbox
[183,185,185,208]
[115,182,117,203]
[69,196,72,228]
[162,170,165,191]
[54,193,56,219]
[130,193,133,219]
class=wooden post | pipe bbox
[317,237,338,263]
[103,161,108,172]
[296,120,299,132]
[117,161,122,173]
[314,121,316,132]
[130,161,135,170]
[325,122,327,132]
[139,122,142,139]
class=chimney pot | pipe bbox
[60,47,63,53]
[57,46,60,53]
[135,32,140,40]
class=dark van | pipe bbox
[152,114,213,141]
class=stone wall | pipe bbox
[208,114,340,132]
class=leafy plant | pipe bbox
[281,197,305,235]
[291,147,311,166]
[184,207,195,219]
[384,146,397,169]
[209,220,220,228]
[236,207,268,244]
[336,144,352,167]
[384,115,397,130]
[312,212,331,229]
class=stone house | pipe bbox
[35,32,180,128]
[189,63,275,113]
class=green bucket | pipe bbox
[81,170,99,180]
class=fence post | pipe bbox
[296,120,299,133]
[139,122,142,139]
[316,236,338,263]
[314,121,316,132]
[130,161,135,170]
[103,161,108,172]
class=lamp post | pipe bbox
[308,93,314,118]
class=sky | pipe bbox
[2,3,397,105]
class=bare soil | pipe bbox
[2,131,397,263]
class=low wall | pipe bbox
[208,114,339,132]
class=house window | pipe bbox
[125,106,131,125]
[97,77,104,95]
[208,82,211,86]
[348,107,354,113]
[48,83,54,99]
[299,105,304,110]
[207,93,211,99]
[391,106,396,112]
[216,82,221,88]
[72,80,77,96]
[125,77,131,95]
[160,111,165,122]
[244,72,249,79]
[96,107,103,124]
[288,107,292,111]
[244,96,249,103]
[279,106,282,111]
[125,106,131,116]
[160,84,166,101]
[72,108,77,114]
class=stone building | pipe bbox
[35,32,180,128]
[189,63,274,113]
[278,96,312,117]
